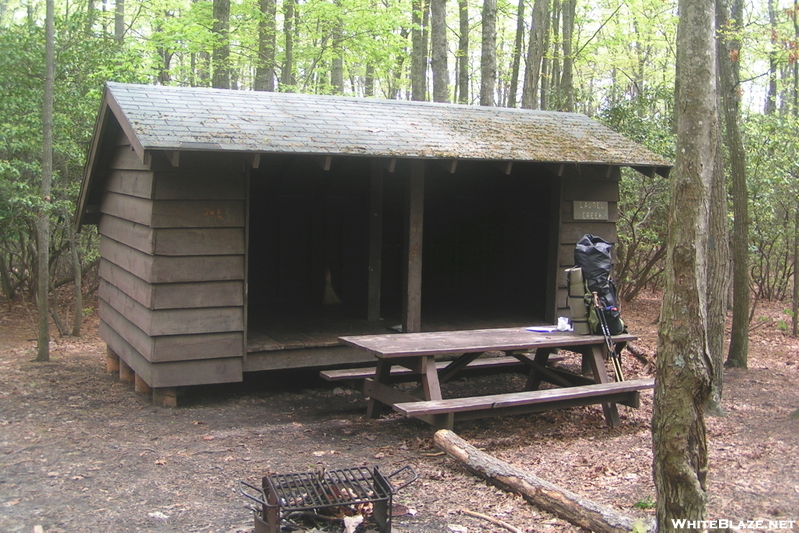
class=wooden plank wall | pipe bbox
[97,139,246,388]
[555,166,621,319]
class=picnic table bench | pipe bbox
[337,328,653,429]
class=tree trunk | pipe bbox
[652,0,716,529]
[254,0,277,91]
[521,0,548,109]
[38,0,55,362]
[67,210,82,337]
[431,0,448,102]
[456,0,469,104]
[86,0,95,35]
[794,195,799,336]
[114,0,124,41]
[507,0,525,107]
[544,0,561,110]
[559,0,575,111]
[434,430,651,533]
[411,0,429,101]
[282,0,296,91]
[705,21,731,413]
[364,64,375,97]
[212,0,231,89]
[330,0,344,94]
[721,0,749,369]
[479,0,497,106]
[764,0,778,114]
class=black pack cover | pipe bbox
[574,234,624,334]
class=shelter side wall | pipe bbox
[97,140,159,380]
[556,168,621,320]
[97,147,246,387]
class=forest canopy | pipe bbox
[0,0,798,311]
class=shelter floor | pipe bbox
[246,304,543,353]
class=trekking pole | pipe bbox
[593,292,625,382]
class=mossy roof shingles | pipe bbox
[105,82,671,167]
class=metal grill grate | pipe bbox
[265,466,391,511]
[241,465,416,533]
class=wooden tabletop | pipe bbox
[339,328,637,358]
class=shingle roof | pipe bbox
[104,82,671,168]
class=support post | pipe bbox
[153,387,178,407]
[119,358,134,383]
[134,374,152,395]
[106,346,120,373]
[402,160,424,333]
[367,159,384,321]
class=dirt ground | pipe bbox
[1,292,798,533]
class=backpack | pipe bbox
[573,235,625,336]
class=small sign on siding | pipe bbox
[573,201,609,221]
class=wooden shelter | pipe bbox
[76,82,670,399]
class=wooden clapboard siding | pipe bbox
[100,302,243,362]
[94,143,249,386]
[110,145,150,171]
[105,169,155,199]
[100,258,152,307]
[100,321,243,387]
[99,214,245,256]
[101,191,153,226]
[100,279,244,336]
[151,280,243,309]
[100,237,244,283]
[153,170,247,200]
[152,227,245,256]
[99,215,153,254]
[556,174,620,316]
[151,200,246,228]
[100,258,243,309]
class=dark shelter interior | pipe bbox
[246,155,555,349]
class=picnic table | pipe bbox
[334,328,653,429]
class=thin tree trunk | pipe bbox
[86,0,95,35]
[212,0,231,89]
[456,0,469,104]
[38,0,55,362]
[507,0,525,108]
[330,0,344,94]
[764,0,778,114]
[411,0,428,101]
[67,211,82,337]
[559,0,575,112]
[706,15,731,413]
[431,0,448,102]
[254,0,277,91]
[479,0,497,106]
[652,0,716,528]
[521,0,548,109]
[721,0,749,369]
[794,194,799,336]
[544,0,561,110]
[114,0,124,41]
[364,64,375,97]
[282,0,296,91]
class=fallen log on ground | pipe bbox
[434,429,653,533]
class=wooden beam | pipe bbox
[249,153,261,169]
[438,159,457,173]
[315,155,333,171]
[543,163,565,176]
[165,151,180,167]
[402,160,424,333]
[493,161,513,175]
[367,160,384,322]
[383,158,397,173]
